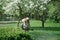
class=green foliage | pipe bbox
[0,0,60,22]
[0,3,5,21]
[17,33,32,40]
[46,1,60,22]
[0,4,4,14]
[47,2,56,18]
[0,27,32,40]
[51,0,60,2]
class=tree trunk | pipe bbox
[0,14,2,21]
[42,15,44,28]
[42,10,46,28]
[17,4,22,27]
[55,16,59,23]
[2,14,5,21]
[17,18,20,27]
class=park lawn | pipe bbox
[0,20,60,40]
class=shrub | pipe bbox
[0,27,33,40]
[8,36,15,40]
[17,33,33,40]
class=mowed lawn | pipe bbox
[0,20,60,40]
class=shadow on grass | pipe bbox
[30,27,60,31]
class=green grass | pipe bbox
[29,20,60,40]
[0,20,60,40]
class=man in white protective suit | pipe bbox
[21,17,30,31]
